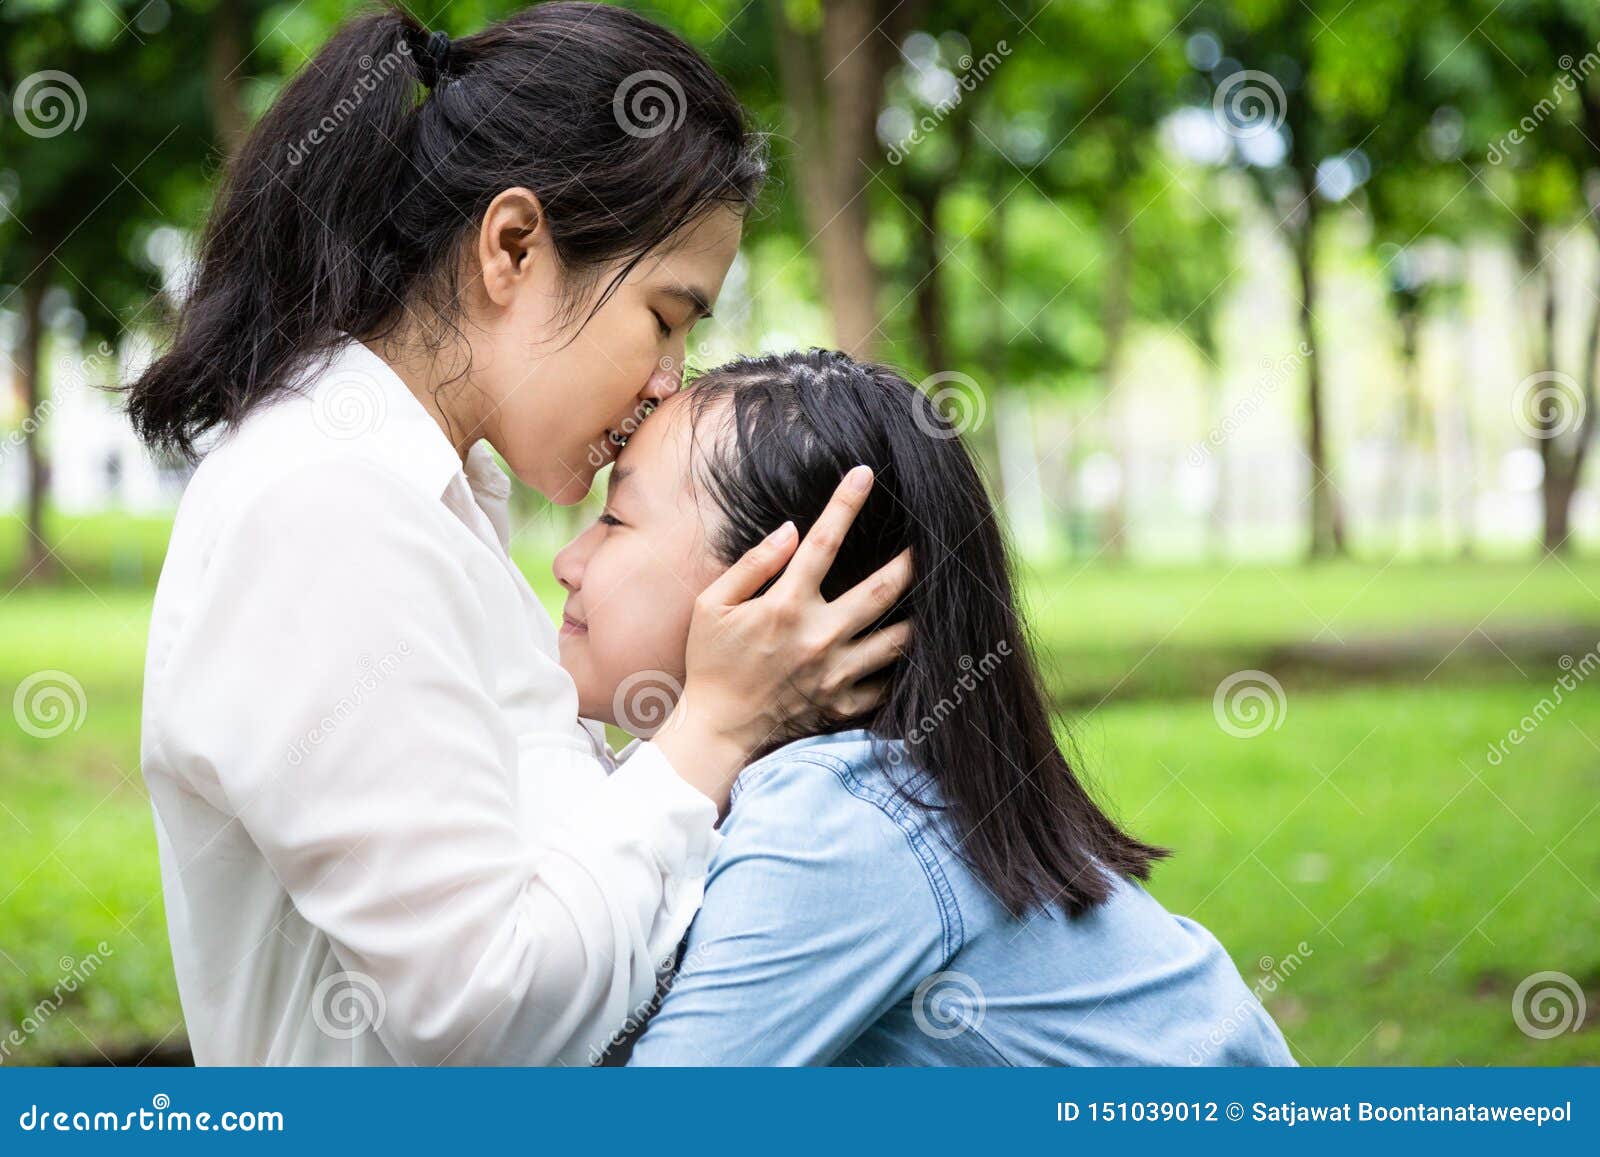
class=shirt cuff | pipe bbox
[595,741,721,874]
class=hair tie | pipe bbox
[415,29,454,89]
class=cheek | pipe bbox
[584,555,697,677]
[574,301,665,404]
[490,364,614,501]
[478,314,655,500]
[590,594,693,679]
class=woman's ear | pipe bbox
[477,187,549,307]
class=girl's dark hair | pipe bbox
[686,350,1169,918]
[127,2,766,458]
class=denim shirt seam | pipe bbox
[767,750,966,961]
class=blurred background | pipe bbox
[2,0,1598,1066]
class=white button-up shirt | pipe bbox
[140,338,717,1065]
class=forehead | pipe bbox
[629,207,743,283]
[609,391,719,506]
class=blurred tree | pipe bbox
[1133,162,1242,556]
[1,0,212,580]
[1460,0,1600,556]
[1358,13,1476,556]
[770,0,913,357]
[1027,0,1194,557]
[1186,0,1417,558]
[868,0,1223,557]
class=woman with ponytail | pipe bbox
[130,3,908,1065]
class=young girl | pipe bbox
[553,350,1296,1066]
[128,5,907,1065]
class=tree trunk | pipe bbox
[996,391,1050,558]
[1449,300,1479,559]
[1099,183,1133,559]
[207,0,248,158]
[1528,250,1568,554]
[1203,351,1229,560]
[905,172,948,374]
[1381,306,1421,554]
[16,276,57,582]
[774,0,885,357]
[1541,238,1599,554]
[1292,200,1344,559]
[977,194,1011,513]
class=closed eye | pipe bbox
[598,512,625,528]
[651,310,672,339]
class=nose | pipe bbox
[640,359,682,402]
[553,523,599,593]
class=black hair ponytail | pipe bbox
[128,3,765,459]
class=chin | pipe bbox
[547,481,593,506]
[518,459,596,505]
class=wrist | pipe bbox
[651,703,750,812]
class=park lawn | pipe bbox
[1018,553,1600,652]
[2,605,1595,1064]
[3,517,1597,1064]
[1014,553,1600,702]
[0,585,175,1064]
[1078,680,1600,1067]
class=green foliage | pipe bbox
[0,0,214,337]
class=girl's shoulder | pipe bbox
[731,730,936,821]
[723,731,968,957]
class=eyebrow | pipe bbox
[660,282,714,321]
[607,465,633,491]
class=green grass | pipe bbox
[1079,681,1600,1066]
[2,511,1598,1065]
[0,585,173,1064]
[1019,554,1600,650]
[1016,555,1600,702]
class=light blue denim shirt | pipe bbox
[627,731,1295,1067]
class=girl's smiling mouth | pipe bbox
[560,612,588,637]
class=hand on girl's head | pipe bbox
[552,387,912,747]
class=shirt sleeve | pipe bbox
[625,756,948,1066]
[149,456,717,1065]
